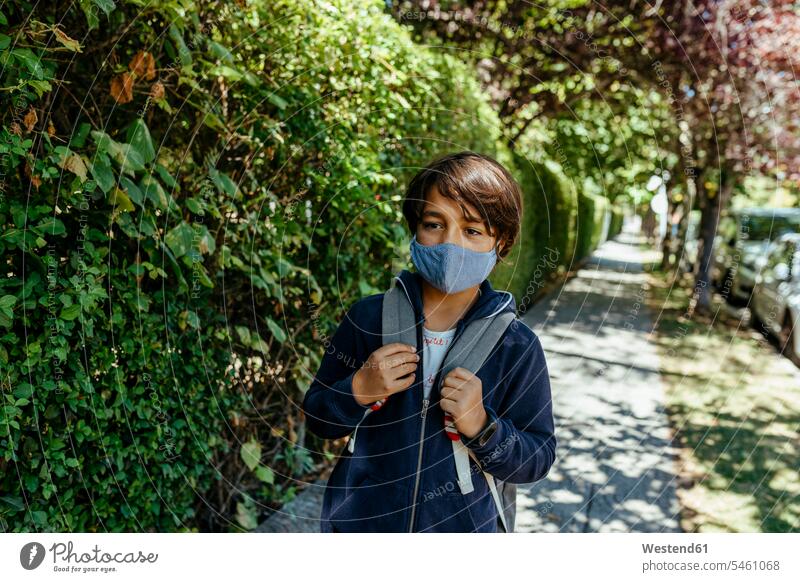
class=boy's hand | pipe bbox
[352,343,419,406]
[439,367,488,439]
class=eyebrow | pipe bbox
[421,209,484,225]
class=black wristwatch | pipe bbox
[466,412,498,447]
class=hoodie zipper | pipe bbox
[408,317,466,533]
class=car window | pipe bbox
[740,214,800,242]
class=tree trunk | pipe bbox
[660,195,676,271]
[673,191,693,274]
[695,167,734,312]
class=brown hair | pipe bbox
[402,151,522,260]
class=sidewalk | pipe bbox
[516,234,682,532]
[258,235,682,532]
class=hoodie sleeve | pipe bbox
[464,326,556,483]
[301,302,374,440]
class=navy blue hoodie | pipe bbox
[302,269,556,532]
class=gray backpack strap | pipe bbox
[348,277,416,455]
[444,310,516,532]
[441,311,516,377]
[381,279,417,348]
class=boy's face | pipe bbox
[416,185,499,254]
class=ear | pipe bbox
[492,232,505,256]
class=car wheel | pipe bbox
[780,313,800,367]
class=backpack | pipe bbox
[347,276,517,532]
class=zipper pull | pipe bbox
[421,398,430,419]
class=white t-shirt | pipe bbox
[422,326,457,399]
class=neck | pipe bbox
[420,280,481,331]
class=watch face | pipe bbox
[478,420,498,446]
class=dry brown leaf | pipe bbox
[24,163,42,189]
[54,28,82,52]
[149,80,165,101]
[59,153,88,181]
[129,50,156,80]
[9,122,22,136]
[110,72,134,104]
[23,108,38,133]
[47,121,56,137]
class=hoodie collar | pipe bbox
[394,269,516,328]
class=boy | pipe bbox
[302,151,556,532]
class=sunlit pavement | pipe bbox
[516,234,682,532]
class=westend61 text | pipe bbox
[642,543,708,554]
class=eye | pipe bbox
[423,221,442,230]
[466,228,483,236]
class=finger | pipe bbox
[388,361,417,380]
[439,397,455,414]
[389,372,416,393]
[447,367,473,380]
[376,343,417,359]
[439,385,458,400]
[442,374,468,390]
[384,351,420,370]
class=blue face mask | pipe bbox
[409,233,497,294]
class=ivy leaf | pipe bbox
[265,317,286,344]
[13,383,33,399]
[140,175,169,211]
[0,295,15,324]
[33,218,66,236]
[126,119,156,164]
[89,153,114,193]
[119,176,143,206]
[12,48,44,79]
[168,24,193,69]
[240,439,261,471]
[235,500,258,530]
[154,164,177,189]
[59,304,82,321]
[208,166,238,198]
[110,187,135,213]
[0,496,24,513]
[207,40,234,64]
[254,465,274,484]
[0,295,17,310]
[164,221,195,258]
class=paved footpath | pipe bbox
[258,235,682,532]
[516,234,681,532]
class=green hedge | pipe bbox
[491,155,618,310]
[0,0,527,532]
[492,154,579,311]
[608,208,625,239]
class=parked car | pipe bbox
[751,232,800,366]
[711,208,800,303]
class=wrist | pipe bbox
[461,408,489,440]
[463,408,499,448]
[351,369,372,406]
